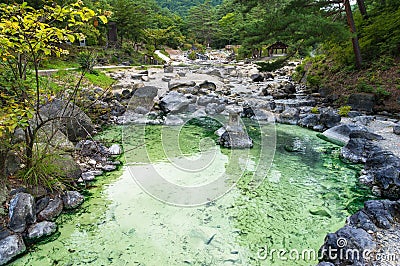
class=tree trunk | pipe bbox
[356,0,368,19]
[344,0,363,69]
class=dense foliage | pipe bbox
[155,0,222,16]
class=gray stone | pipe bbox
[319,108,341,128]
[81,172,95,181]
[102,164,117,172]
[39,99,95,142]
[352,115,375,126]
[276,108,300,125]
[219,131,253,149]
[108,144,123,155]
[250,74,264,82]
[26,221,57,240]
[168,81,196,90]
[319,226,376,265]
[348,93,376,113]
[394,125,400,135]
[298,114,320,129]
[199,80,217,91]
[164,65,174,73]
[206,69,222,77]
[164,115,184,126]
[321,124,368,146]
[8,193,36,233]
[35,197,49,215]
[5,151,21,177]
[197,95,220,106]
[159,92,191,114]
[340,135,381,163]
[128,86,159,114]
[205,103,225,115]
[62,191,84,209]
[37,197,63,221]
[363,150,400,199]
[0,235,26,265]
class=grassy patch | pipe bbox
[39,58,79,70]
[84,70,115,88]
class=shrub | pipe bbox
[188,51,197,60]
[338,106,351,117]
[375,86,391,99]
[306,74,322,88]
[311,106,319,114]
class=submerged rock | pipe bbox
[8,193,36,233]
[62,191,84,209]
[26,221,57,240]
[0,234,26,265]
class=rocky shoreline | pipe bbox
[1,58,399,265]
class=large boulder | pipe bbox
[319,226,376,266]
[319,108,341,129]
[37,197,63,221]
[298,114,320,129]
[62,191,84,209]
[340,131,383,163]
[321,124,368,146]
[159,92,191,114]
[39,99,95,142]
[8,193,36,233]
[347,93,376,113]
[127,86,159,114]
[276,108,300,125]
[219,131,253,149]
[26,221,57,240]
[361,150,400,199]
[319,200,400,265]
[0,234,26,265]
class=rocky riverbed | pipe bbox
[1,54,400,265]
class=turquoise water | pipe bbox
[11,123,373,265]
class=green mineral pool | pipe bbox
[11,121,374,266]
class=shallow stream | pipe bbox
[11,122,374,266]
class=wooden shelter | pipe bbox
[267,41,288,56]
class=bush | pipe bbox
[375,86,391,99]
[311,106,319,114]
[356,81,374,93]
[306,74,322,88]
[338,106,351,117]
[188,51,197,60]
[256,57,288,72]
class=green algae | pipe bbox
[11,124,374,266]
[232,125,374,265]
